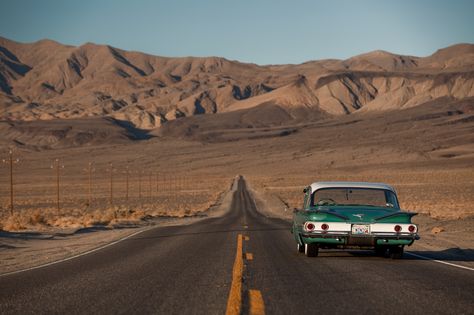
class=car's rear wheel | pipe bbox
[297,243,305,253]
[388,246,404,259]
[305,243,319,257]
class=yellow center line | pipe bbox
[249,289,265,315]
[226,234,266,315]
[225,234,243,315]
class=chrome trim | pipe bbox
[371,232,418,237]
[303,231,349,236]
[302,231,420,240]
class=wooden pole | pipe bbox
[88,162,92,207]
[149,173,152,200]
[126,165,129,205]
[156,172,160,195]
[109,163,113,207]
[57,161,60,212]
[138,170,142,207]
[52,159,61,213]
[9,150,13,215]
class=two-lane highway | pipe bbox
[1,177,473,314]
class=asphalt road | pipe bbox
[1,177,473,314]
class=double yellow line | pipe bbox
[226,234,265,315]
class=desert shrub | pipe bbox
[2,214,27,231]
[28,210,47,225]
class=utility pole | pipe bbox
[138,170,142,207]
[86,162,94,208]
[109,163,114,207]
[8,150,14,215]
[192,175,195,200]
[125,164,129,205]
[171,174,175,204]
[175,175,179,204]
[148,173,152,201]
[164,174,167,201]
[183,175,186,194]
[2,149,19,216]
[51,159,64,213]
[156,172,160,196]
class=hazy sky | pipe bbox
[1,0,473,64]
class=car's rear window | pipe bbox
[312,188,399,208]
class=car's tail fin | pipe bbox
[375,211,418,223]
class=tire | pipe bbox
[388,246,404,259]
[305,243,319,257]
[297,243,305,253]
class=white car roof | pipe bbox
[309,181,396,194]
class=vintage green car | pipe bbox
[292,182,419,258]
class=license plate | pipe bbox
[352,224,370,235]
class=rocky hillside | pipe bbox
[0,36,473,129]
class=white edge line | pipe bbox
[0,226,155,278]
[406,252,474,272]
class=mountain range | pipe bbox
[0,36,473,131]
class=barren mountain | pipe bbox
[0,36,473,135]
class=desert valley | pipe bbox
[0,36,473,273]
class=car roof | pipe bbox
[309,181,396,193]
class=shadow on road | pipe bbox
[315,248,474,262]
[406,248,474,262]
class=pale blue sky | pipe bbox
[0,0,473,64]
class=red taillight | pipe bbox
[306,223,315,231]
[321,223,329,231]
[408,225,416,233]
[394,225,402,233]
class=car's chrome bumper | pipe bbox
[301,231,420,240]
[301,231,419,246]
